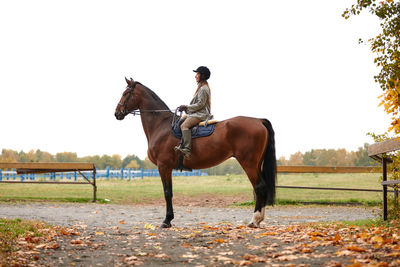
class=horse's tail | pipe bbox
[260,119,277,205]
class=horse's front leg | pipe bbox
[159,165,174,228]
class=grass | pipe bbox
[0,218,42,239]
[0,173,383,205]
[0,218,57,266]
[0,218,43,265]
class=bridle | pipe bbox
[118,81,176,116]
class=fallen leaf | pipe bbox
[155,253,169,258]
[144,223,155,230]
[277,255,299,261]
[45,242,59,249]
[371,235,384,244]
[345,245,366,252]
[325,260,342,267]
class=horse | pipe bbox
[115,77,277,228]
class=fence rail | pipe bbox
[0,167,208,182]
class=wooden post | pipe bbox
[93,168,97,203]
[383,157,388,221]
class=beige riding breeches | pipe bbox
[180,117,201,131]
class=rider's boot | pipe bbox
[175,130,192,158]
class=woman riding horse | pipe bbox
[115,76,276,228]
[175,66,213,158]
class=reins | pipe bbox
[119,80,181,126]
[129,109,176,116]
[130,109,182,128]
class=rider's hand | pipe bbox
[178,105,188,112]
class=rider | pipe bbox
[175,66,213,158]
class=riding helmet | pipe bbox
[193,66,211,81]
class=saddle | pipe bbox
[172,114,218,172]
[172,114,218,139]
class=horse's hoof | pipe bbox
[160,222,171,228]
[247,222,259,228]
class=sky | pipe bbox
[0,0,391,161]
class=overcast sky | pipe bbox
[0,0,390,161]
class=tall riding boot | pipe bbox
[178,130,192,158]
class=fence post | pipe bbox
[383,157,388,221]
[105,166,110,179]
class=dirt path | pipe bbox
[0,203,382,266]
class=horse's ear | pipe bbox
[125,77,130,86]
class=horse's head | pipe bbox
[114,77,140,120]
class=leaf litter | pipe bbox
[3,216,400,266]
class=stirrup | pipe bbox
[176,147,191,158]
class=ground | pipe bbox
[3,196,397,267]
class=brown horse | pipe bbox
[115,78,276,228]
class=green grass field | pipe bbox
[0,173,384,206]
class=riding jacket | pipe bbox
[187,84,213,121]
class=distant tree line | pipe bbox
[0,149,156,170]
[277,143,376,167]
[0,143,376,175]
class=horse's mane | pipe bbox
[139,83,170,110]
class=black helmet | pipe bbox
[193,66,211,81]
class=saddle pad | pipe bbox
[172,120,216,139]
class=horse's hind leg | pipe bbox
[249,176,267,228]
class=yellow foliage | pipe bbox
[379,79,400,134]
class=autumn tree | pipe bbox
[344,0,400,133]
[126,160,140,169]
[0,149,19,163]
[36,149,55,162]
[56,152,78,162]
[344,0,400,218]
[122,154,143,168]
[289,152,304,166]
[277,156,288,166]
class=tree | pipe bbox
[56,152,78,162]
[343,0,400,133]
[0,149,19,163]
[288,152,303,166]
[303,150,317,166]
[277,156,288,166]
[126,160,140,169]
[36,149,54,162]
[122,154,143,168]
[98,154,122,169]
[344,1,400,218]
[354,143,377,166]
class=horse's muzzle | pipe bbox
[114,111,125,120]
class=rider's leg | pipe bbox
[176,117,201,158]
